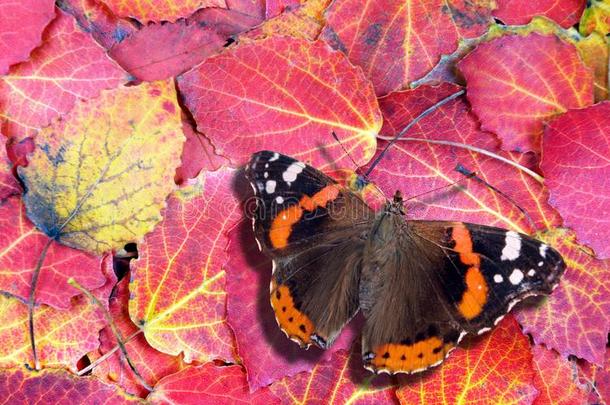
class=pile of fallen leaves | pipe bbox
[0,0,609,403]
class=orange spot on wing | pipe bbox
[269,185,340,249]
[458,267,488,319]
[270,282,315,346]
[367,337,454,373]
[452,226,488,319]
[452,226,480,266]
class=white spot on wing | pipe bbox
[264,172,268,178]
[539,244,548,258]
[282,161,306,183]
[269,152,279,162]
[527,269,536,277]
[538,261,544,267]
[501,231,521,261]
[275,196,284,204]
[509,269,524,285]
[265,180,277,193]
[477,327,491,335]
[493,274,503,283]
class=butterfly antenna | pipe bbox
[332,131,364,176]
[455,164,537,230]
[364,89,465,177]
[404,170,476,202]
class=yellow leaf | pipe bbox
[19,80,184,254]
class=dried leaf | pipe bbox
[19,80,184,254]
[580,0,610,36]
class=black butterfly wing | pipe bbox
[245,151,374,348]
[359,216,565,374]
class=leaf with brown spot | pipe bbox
[129,168,239,363]
[18,80,183,254]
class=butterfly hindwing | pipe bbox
[246,151,374,348]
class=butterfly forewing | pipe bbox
[246,151,374,348]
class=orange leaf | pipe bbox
[0,257,114,370]
[322,0,495,96]
[177,36,381,170]
[397,317,537,404]
[0,368,140,404]
[459,33,594,153]
[129,168,239,363]
[0,10,126,141]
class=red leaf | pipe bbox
[541,102,610,259]
[102,0,226,23]
[0,258,115,370]
[91,279,186,398]
[266,0,301,18]
[0,368,140,404]
[108,20,227,82]
[321,0,495,96]
[0,0,55,75]
[459,33,594,153]
[397,317,537,404]
[225,219,359,391]
[516,229,610,366]
[0,197,106,309]
[0,139,20,201]
[268,346,397,404]
[148,364,281,404]
[0,10,127,141]
[129,168,239,363]
[373,83,561,231]
[190,1,265,38]
[493,0,586,28]
[59,0,137,49]
[177,36,381,170]
[531,345,589,405]
[175,116,230,185]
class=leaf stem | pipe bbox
[68,278,153,392]
[77,330,142,376]
[28,238,53,371]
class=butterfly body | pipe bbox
[246,151,565,374]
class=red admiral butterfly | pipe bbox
[245,151,565,374]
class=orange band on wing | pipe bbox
[271,282,315,346]
[458,267,488,319]
[452,226,480,266]
[367,337,454,373]
[269,185,340,249]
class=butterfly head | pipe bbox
[389,190,405,215]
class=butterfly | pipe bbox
[245,150,565,374]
